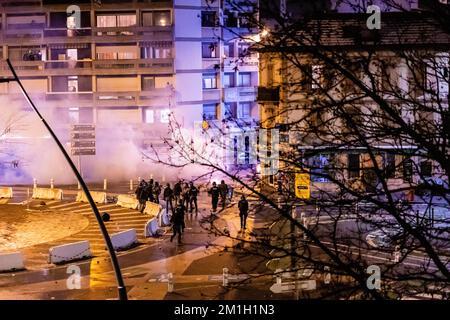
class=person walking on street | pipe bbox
[173,180,182,204]
[170,200,185,244]
[163,183,174,215]
[188,181,199,213]
[136,180,148,213]
[238,195,249,230]
[182,182,190,208]
[208,182,220,213]
[219,180,229,210]
[153,181,161,204]
[146,179,155,202]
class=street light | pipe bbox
[3,59,128,300]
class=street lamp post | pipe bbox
[2,59,128,300]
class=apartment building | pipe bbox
[0,0,260,180]
[257,6,450,194]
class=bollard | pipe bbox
[223,268,229,287]
[303,218,308,240]
[33,178,37,189]
[130,179,133,191]
[324,266,331,284]
[50,178,54,189]
[77,181,81,190]
[103,179,107,191]
[162,175,166,183]
[138,177,141,183]
[276,274,282,285]
[167,273,174,293]
[150,174,153,180]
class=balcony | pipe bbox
[257,86,280,102]
[93,58,173,75]
[203,88,221,102]
[223,56,258,71]
[0,60,44,77]
[92,26,172,42]
[223,86,256,102]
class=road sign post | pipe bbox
[70,124,96,177]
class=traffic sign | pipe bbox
[71,140,95,148]
[270,279,316,294]
[71,132,95,140]
[71,148,96,156]
[295,169,310,199]
[71,124,95,131]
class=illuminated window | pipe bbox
[144,109,154,123]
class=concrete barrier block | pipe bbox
[0,252,25,272]
[143,201,162,218]
[32,187,63,200]
[111,229,137,251]
[76,191,106,204]
[116,194,139,210]
[0,187,13,199]
[49,240,92,264]
[159,211,171,227]
[144,218,161,237]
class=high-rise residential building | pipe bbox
[0,0,260,181]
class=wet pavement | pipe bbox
[0,185,282,300]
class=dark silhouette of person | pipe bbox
[208,182,220,213]
[163,183,174,215]
[238,195,249,230]
[219,180,229,209]
[170,200,185,243]
[188,181,199,213]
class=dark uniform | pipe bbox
[209,184,220,212]
[238,197,249,229]
[188,184,199,213]
[170,203,185,243]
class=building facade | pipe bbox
[0,0,260,181]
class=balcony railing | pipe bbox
[223,86,257,102]
[257,86,280,102]
[45,60,93,69]
[93,58,173,71]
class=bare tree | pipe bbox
[148,0,450,300]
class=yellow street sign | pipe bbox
[201,120,209,130]
[295,170,310,199]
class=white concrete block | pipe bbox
[110,229,137,251]
[0,252,25,272]
[49,240,92,264]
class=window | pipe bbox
[96,14,136,27]
[348,153,360,179]
[142,76,155,90]
[238,102,251,119]
[201,11,217,27]
[160,109,170,123]
[238,42,250,57]
[309,154,331,182]
[203,74,217,89]
[420,160,432,177]
[203,104,217,120]
[224,42,235,58]
[141,47,171,59]
[202,43,217,58]
[238,72,251,87]
[403,157,413,182]
[223,73,235,88]
[385,153,396,179]
[154,11,170,26]
[144,109,154,123]
[224,103,237,119]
